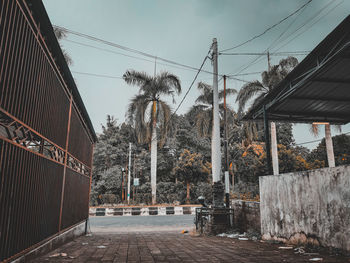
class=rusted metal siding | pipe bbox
[61,169,91,230]
[0,0,95,261]
[0,0,70,148]
[0,141,64,261]
[68,106,93,166]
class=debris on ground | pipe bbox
[217,231,260,241]
[86,233,92,237]
[97,245,106,249]
[309,258,323,262]
[82,242,88,245]
[227,233,239,239]
[278,246,294,250]
[49,253,68,258]
[181,230,189,234]
[294,247,306,254]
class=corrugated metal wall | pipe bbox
[0,0,94,261]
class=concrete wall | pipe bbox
[260,165,350,251]
[231,200,261,234]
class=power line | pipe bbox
[220,0,313,52]
[271,0,343,53]
[296,131,350,146]
[54,25,219,77]
[72,71,124,79]
[64,39,210,74]
[220,51,310,56]
[71,70,214,83]
[226,0,333,76]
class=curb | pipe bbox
[89,206,201,216]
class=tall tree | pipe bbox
[173,149,210,203]
[309,123,341,167]
[124,70,181,204]
[236,56,298,175]
[190,82,237,138]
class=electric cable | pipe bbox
[54,25,219,77]
[220,0,313,52]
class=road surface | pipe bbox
[88,215,195,233]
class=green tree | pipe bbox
[173,149,211,203]
[309,123,342,167]
[124,70,181,204]
[308,134,350,167]
[189,82,237,138]
[236,56,298,175]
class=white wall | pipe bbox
[260,165,350,251]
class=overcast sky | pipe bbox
[43,0,350,149]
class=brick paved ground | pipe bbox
[32,232,349,263]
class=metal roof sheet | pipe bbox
[243,15,350,124]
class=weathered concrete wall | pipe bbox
[260,165,350,251]
[231,200,261,234]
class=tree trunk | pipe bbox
[186,181,190,204]
[270,122,279,175]
[151,101,157,205]
[325,124,335,167]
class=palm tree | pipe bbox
[236,56,298,175]
[53,27,73,65]
[124,70,181,204]
[310,123,340,167]
[190,82,237,138]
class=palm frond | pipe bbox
[195,110,212,138]
[236,80,265,114]
[53,27,67,40]
[218,88,237,100]
[123,70,152,89]
[333,124,342,133]
[310,123,319,137]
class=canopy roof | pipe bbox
[244,15,350,125]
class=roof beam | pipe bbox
[268,110,350,119]
[312,78,350,84]
[289,96,350,103]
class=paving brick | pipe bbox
[30,232,350,262]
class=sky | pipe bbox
[42,0,350,149]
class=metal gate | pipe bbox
[0,0,96,261]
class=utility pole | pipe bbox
[223,75,230,208]
[267,51,279,175]
[127,143,132,204]
[211,38,223,207]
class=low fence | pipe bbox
[89,206,201,216]
[194,207,234,234]
[231,200,261,234]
